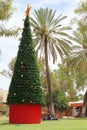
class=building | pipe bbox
[69,101,84,117]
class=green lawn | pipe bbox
[0,116,87,130]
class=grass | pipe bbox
[0,116,87,130]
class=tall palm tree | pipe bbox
[30,8,72,115]
[81,89,87,117]
[64,24,87,116]
[64,1,87,117]
[64,0,87,73]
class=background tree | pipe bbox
[54,64,76,101]
[0,94,3,103]
[64,0,87,117]
[30,8,72,115]
[53,63,86,101]
[53,89,68,112]
[0,0,20,71]
[45,89,68,112]
[0,0,20,37]
[65,0,87,72]
[8,57,16,72]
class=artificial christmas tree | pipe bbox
[7,5,44,124]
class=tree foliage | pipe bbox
[53,89,68,112]
[8,57,16,72]
[46,89,68,112]
[30,7,72,115]
[64,1,87,72]
[0,0,20,37]
[0,0,14,20]
[53,63,86,101]
[31,8,72,62]
[63,0,87,116]
[75,0,87,15]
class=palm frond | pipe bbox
[30,8,72,63]
[64,49,87,72]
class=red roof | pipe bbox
[69,101,83,107]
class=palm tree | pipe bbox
[65,0,87,70]
[30,8,72,115]
[64,24,87,116]
[81,89,87,117]
[64,24,87,72]
[64,1,87,117]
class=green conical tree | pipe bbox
[7,6,44,105]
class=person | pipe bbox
[43,114,58,120]
[47,114,58,120]
[43,115,48,120]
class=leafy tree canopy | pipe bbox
[0,0,20,37]
[0,0,14,20]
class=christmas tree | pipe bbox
[7,5,44,106]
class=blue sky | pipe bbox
[0,0,81,90]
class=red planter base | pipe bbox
[9,104,41,124]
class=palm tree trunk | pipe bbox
[81,90,87,117]
[81,105,86,117]
[44,36,55,115]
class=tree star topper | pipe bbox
[26,5,31,16]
